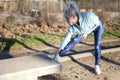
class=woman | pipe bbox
[48,2,104,75]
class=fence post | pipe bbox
[60,0,63,12]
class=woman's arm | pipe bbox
[54,27,73,57]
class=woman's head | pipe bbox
[64,1,79,24]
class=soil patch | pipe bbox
[39,51,120,80]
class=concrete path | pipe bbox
[58,47,120,62]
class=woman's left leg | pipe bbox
[59,34,83,56]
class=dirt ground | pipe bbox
[38,39,120,80]
[39,51,120,80]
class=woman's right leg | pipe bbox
[93,20,104,75]
[94,20,104,65]
[59,34,83,56]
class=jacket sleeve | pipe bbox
[59,27,73,50]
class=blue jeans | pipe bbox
[59,20,104,65]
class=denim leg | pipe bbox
[94,20,104,65]
[59,34,83,56]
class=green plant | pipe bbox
[6,14,16,27]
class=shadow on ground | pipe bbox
[0,37,41,60]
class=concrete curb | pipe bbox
[58,47,120,62]
[0,54,62,80]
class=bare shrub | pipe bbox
[96,12,120,31]
[36,8,59,27]
[17,0,32,16]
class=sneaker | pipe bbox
[46,54,60,60]
[95,65,101,75]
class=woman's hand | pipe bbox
[82,32,88,40]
